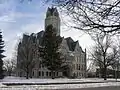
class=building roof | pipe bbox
[37,31,44,38]
[36,31,45,45]
[22,34,30,44]
[65,37,78,51]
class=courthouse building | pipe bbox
[16,7,86,78]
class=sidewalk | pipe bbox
[1,81,120,90]
[3,81,106,86]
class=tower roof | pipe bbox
[46,7,59,17]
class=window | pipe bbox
[49,72,51,76]
[46,72,48,76]
[42,65,44,68]
[54,72,55,76]
[56,72,58,76]
[32,71,34,76]
[81,65,84,71]
[77,64,78,70]
[42,71,44,76]
[39,63,41,68]
[39,71,41,76]
[78,65,80,70]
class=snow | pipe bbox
[0,76,120,90]
[2,76,120,84]
[1,76,95,84]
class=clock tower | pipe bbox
[45,7,60,36]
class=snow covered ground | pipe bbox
[2,76,119,83]
[1,76,104,83]
[0,76,120,90]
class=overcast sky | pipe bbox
[0,0,94,59]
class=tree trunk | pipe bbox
[29,70,32,78]
[51,70,55,79]
[8,71,11,76]
[104,66,107,80]
[26,71,29,79]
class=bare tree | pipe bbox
[43,0,120,34]
[4,58,16,76]
[91,34,119,80]
[4,43,19,76]
[18,0,120,36]
[17,34,37,79]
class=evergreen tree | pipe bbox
[0,31,5,79]
[39,25,63,79]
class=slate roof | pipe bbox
[30,33,36,43]
[37,31,44,38]
[21,31,84,52]
[22,34,30,44]
[65,37,78,51]
[36,31,44,45]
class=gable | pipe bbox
[65,37,78,51]
[61,38,69,53]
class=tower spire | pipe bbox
[45,7,60,36]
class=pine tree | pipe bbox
[0,31,5,79]
[39,25,63,79]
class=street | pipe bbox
[59,86,120,90]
